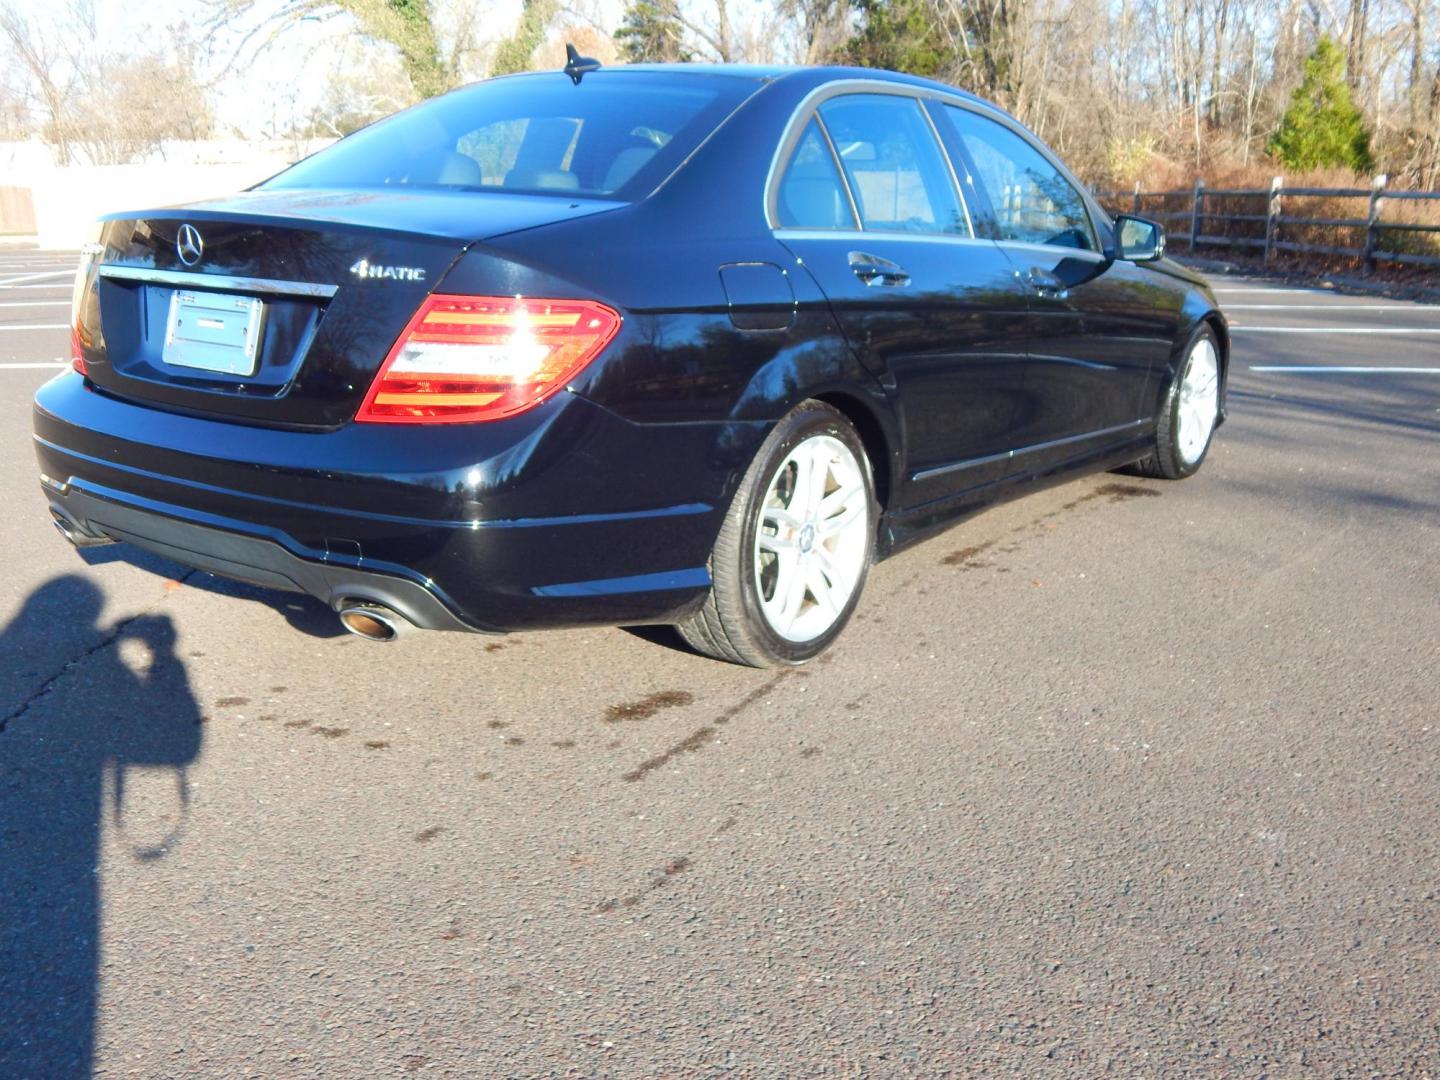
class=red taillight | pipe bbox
[356,295,621,424]
[70,325,88,376]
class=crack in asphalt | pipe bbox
[0,571,198,735]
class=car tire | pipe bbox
[677,400,876,667]
[1127,325,1222,480]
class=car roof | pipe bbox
[611,63,802,80]
[510,62,995,110]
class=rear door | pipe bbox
[932,102,1176,473]
[770,90,1032,508]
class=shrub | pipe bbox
[1269,37,1373,173]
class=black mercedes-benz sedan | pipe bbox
[36,61,1227,666]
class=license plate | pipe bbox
[162,290,264,376]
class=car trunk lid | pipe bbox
[77,189,623,429]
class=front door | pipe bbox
[932,102,1175,475]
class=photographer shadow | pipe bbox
[77,544,344,639]
[0,575,203,1077]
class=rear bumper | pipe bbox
[34,372,767,632]
[44,480,479,632]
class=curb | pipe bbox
[1174,254,1440,304]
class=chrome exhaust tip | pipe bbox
[50,508,113,548]
[337,603,410,642]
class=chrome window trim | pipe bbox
[764,79,978,239]
[811,113,862,231]
[819,93,974,239]
[917,100,975,237]
[770,113,861,232]
[97,265,339,299]
[774,228,997,249]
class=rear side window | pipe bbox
[816,95,967,236]
[941,105,1097,251]
[776,120,856,229]
[265,73,754,199]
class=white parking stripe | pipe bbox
[1249,365,1440,373]
[0,323,69,330]
[0,283,73,291]
[1223,304,1432,311]
[0,301,68,308]
[1230,326,1440,334]
[0,270,71,286]
[1211,287,1333,294]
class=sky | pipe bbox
[62,0,553,137]
[23,0,769,139]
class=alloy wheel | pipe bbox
[753,434,870,643]
[1176,336,1220,466]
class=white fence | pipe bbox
[1,140,334,247]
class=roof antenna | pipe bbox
[564,43,601,85]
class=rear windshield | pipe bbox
[264,71,756,200]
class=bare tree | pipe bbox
[5,0,1439,190]
[778,0,853,65]
[0,0,214,165]
[0,2,79,163]
[209,0,456,95]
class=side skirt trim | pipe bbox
[910,418,1149,483]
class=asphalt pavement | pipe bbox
[1,248,1437,1077]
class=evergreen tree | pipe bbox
[491,0,557,76]
[338,0,452,99]
[614,1,691,64]
[1269,36,1374,172]
[844,0,946,78]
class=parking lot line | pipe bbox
[1230,326,1440,334]
[0,271,72,286]
[1248,365,1440,373]
[1210,286,1333,294]
[1222,303,1433,311]
[0,361,66,370]
[0,301,68,309]
[0,324,69,331]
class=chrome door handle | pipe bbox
[849,251,911,288]
[1022,267,1069,301]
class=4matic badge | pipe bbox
[349,258,426,282]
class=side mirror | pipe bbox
[1114,215,1165,262]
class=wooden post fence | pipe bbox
[1190,178,1205,250]
[1264,176,1282,263]
[1364,173,1387,274]
[1093,176,1440,271]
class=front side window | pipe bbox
[942,105,1097,251]
[265,73,752,199]
[816,95,967,236]
[776,119,856,230]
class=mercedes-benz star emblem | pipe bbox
[176,224,204,266]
